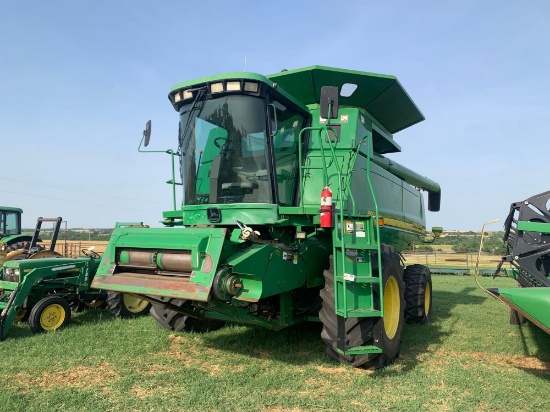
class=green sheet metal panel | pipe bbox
[0,207,22,214]
[494,287,550,333]
[268,66,424,134]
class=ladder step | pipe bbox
[334,244,377,250]
[340,344,383,355]
[337,276,379,284]
[336,309,382,317]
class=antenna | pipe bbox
[244,56,247,71]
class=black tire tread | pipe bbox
[150,297,225,333]
[320,244,405,369]
[403,264,432,324]
[28,296,71,334]
[106,291,151,318]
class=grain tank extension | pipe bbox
[92,66,441,368]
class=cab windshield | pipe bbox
[179,93,304,206]
[0,211,20,236]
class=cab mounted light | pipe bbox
[183,90,193,100]
[173,92,182,103]
[226,81,241,91]
[244,82,258,93]
[210,82,224,93]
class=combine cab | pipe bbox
[92,66,441,368]
[486,190,550,333]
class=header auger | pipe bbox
[91,66,441,368]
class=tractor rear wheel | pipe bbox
[320,244,405,369]
[403,264,432,324]
[150,297,225,333]
[28,296,71,333]
[106,291,151,318]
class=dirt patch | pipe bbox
[468,351,550,373]
[428,348,550,374]
[7,362,118,392]
[129,383,175,399]
[134,363,179,375]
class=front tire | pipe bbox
[28,296,71,333]
[107,292,151,318]
[320,244,405,369]
[150,297,225,333]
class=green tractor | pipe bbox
[0,211,152,338]
[0,249,152,339]
[482,190,550,334]
[91,66,441,368]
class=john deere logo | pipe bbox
[207,208,221,223]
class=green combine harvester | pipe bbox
[91,66,442,368]
[486,190,550,334]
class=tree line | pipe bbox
[409,231,506,254]
[22,228,112,241]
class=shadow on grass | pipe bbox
[198,286,488,373]
[389,286,487,374]
[201,321,328,367]
[1,308,115,342]
[515,322,550,380]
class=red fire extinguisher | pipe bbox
[320,185,333,228]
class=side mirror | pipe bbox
[428,190,441,212]
[320,86,339,119]
[143,120,152,147]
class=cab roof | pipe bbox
[268,66,424,134]
[0,206,22,213]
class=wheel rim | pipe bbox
[424,282,431,315]
[14,309,27,322]
[383,275,400,339]
[40,304,66,330]
[122,294,149,313]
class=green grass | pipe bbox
[0,276,548,412]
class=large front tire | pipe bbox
[107,291,151,318]
[403,264,432,324]
[320,244,405,369]
[150,297,225,333]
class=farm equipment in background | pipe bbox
[0,210,64,266]
[480,190,550,334]
[0,247,152,339]
[0,212,152,338]
[91,66,441,369]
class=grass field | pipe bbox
[0,275,548,412]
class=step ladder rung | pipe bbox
[336,309,381,317]
[336,276,379,284]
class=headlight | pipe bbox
[3,268,20,283]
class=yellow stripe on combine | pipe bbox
[381,218,425,235]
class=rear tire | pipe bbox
[320,244,405,369]
[150,297,225,333]
[28,296,71,333]
[403,264,432,324]
[107,291,151,318]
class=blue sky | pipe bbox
[1,1,549,230]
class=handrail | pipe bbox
[138,137,180,211]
